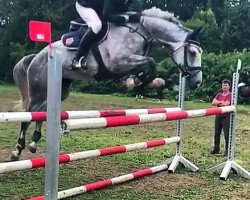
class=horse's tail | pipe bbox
[13,54,36,111]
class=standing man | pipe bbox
[211,80,232,156]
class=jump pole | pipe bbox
[63,106,235,130]
[0,107,181,122]
[0,137,180,174]
[27,164,169,200]
[208,59,250,180]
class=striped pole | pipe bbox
[0,137,180,174]
[0,107,180,122]
[27,164,169,200]
[65,106,236,131]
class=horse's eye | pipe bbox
[190,50,196,56]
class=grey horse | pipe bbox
[11,7,204,161]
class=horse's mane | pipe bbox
[142,7,182,26]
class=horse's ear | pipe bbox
[199,27,206,36]
[189,26,206,42]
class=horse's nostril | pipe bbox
[197,81,201,87]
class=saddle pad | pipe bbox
[62,22,110,50]
[61,31,81,50]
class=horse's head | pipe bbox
[170,27,204,89]
[141,8,205,89]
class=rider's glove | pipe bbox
[238,82,246,87]
[129,13,141,23]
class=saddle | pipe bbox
[61,21,110,50]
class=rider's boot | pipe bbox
[70,28,97,70]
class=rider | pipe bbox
[71,0,142,69]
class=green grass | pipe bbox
[0,85,16,91]
[0,87,249,200]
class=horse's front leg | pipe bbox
[11,99,46,161]
[110,55,157,90]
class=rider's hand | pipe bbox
[238,82,246,87]
[129,13,141,23]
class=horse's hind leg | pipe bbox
[26,100,47,154]
[11,122,31,161]
[28,121,43,154]
[11,100,46,161]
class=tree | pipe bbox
[222,2,250,52]
[0,0,75,82]
[185,9,223,53]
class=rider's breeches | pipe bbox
[75,2,102,34]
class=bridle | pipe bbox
[123,23,203,78]
[167,40,202,78]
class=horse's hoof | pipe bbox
[62,129,70,136]
[124,77,135,91]
[28,142,37,154]
[11,151,19,161]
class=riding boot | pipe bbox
[71,28,97,69]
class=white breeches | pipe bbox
[75,2,102,34]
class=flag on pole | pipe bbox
[29,20,51,44]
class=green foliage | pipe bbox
[194,50,250,101]
[157,50,250,101]
[9,42,27,63]
[221,3,250,52]
[185,9,223,53]
[0,0,75,82]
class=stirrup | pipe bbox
[70,57,87,70]
[74,58,83,68]
[79,57,87,67]
[74,61,81,68]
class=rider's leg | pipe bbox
[72,2,102,68]
[72,28,98,68]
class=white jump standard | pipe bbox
[208,59,250,180]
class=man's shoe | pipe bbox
[210,149,220,154]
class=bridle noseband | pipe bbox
[168,40,202,78]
